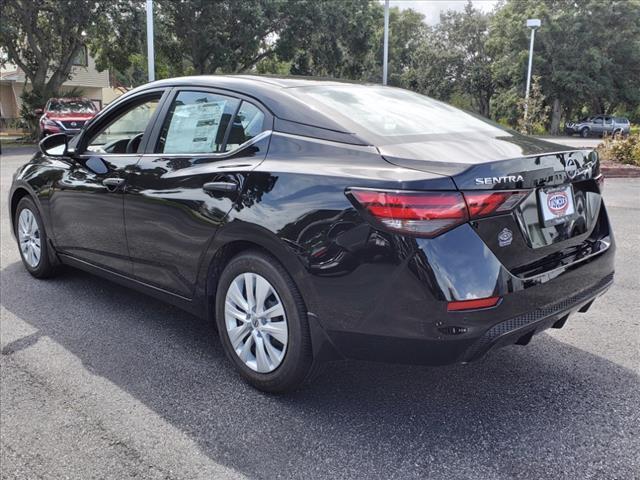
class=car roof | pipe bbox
[131,75,371,134]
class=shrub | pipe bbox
[596,133,640,167]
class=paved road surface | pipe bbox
[534,136,602,149]
[1,146,638,479]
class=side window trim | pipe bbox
[76,88,170,156]
[220,100,243,152]
[141,87,177,154]
[149,87,272,157]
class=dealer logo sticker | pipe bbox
[547,191,569,216]
[498,228,513,247]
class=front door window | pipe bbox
[86,96,161,154]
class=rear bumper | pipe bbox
[460,272,612,362]
[321,269,613,365]
[308,212,615,366]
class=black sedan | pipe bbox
[9,76,615,392]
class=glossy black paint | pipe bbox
[9,75,615,367]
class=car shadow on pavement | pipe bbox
[1,261,638,480]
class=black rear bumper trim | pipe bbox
[462,273,614,361]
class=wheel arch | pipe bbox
[10,184,61,268]
[196,223,318,323]
[10,186,37,236]
[197,223,341,367]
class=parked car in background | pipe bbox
[565,115,630,138]
[37,98,98,139]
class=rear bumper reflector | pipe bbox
[447,296,501,312]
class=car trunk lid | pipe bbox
[379,139,606,278]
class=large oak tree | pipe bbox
[0,0,122,106]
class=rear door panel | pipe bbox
[123,87,273,298]
[124,149,267,297]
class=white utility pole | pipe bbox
[524,18,541,121]
[146,0,155,82]
[382,0,389,85]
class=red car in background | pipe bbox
[38,98,98,138]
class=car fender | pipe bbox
[195,219,321,318]
[195,218,342,364]
[9,177,62,267]
[9,178,50,237]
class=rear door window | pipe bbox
[158,91,240,154]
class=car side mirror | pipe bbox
[39,133,68,157]
[34,108,44,115]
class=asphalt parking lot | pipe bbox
[1,145,638,480]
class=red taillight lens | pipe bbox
[348,189,468,237]
[447,296,501,312]
[348,188,530,237]
[463,191,529,219]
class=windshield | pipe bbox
[291,85,504,138]
[47,99,96,114]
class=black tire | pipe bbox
[215,250,313,393]
[580,127,590,138]
[14,197,57,278]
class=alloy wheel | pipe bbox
[18,209,41,268]
[224,272,289,373]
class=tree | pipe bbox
[0,0,122,124]
[154,0,285,76]
[89,1,152,88]
[489,0,640,133]
[270,0,382,80]
[401,27,459,100]
[517,75,549,134]
[401,1,495,116]
[371,7,428,84]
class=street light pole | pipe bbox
[382,0,389,85]
[524,18,541,121]
[146,0,155,82]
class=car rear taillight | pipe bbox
[347,188,529,238]
[463,191,529,220]
[347,189,468,237]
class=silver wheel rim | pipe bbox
[17,209,41,268]
[224,272,288,373]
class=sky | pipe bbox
[385,0,499,24]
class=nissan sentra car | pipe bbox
[9,76,615,392]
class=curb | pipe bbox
[601,165,640,178]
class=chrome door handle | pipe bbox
[202,181,239,193]
[102,177,125,188]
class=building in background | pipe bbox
[0,47,124,132]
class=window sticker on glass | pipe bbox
[163,101,225,153]
[160,91,240,154]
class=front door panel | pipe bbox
[50,155,139,274]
